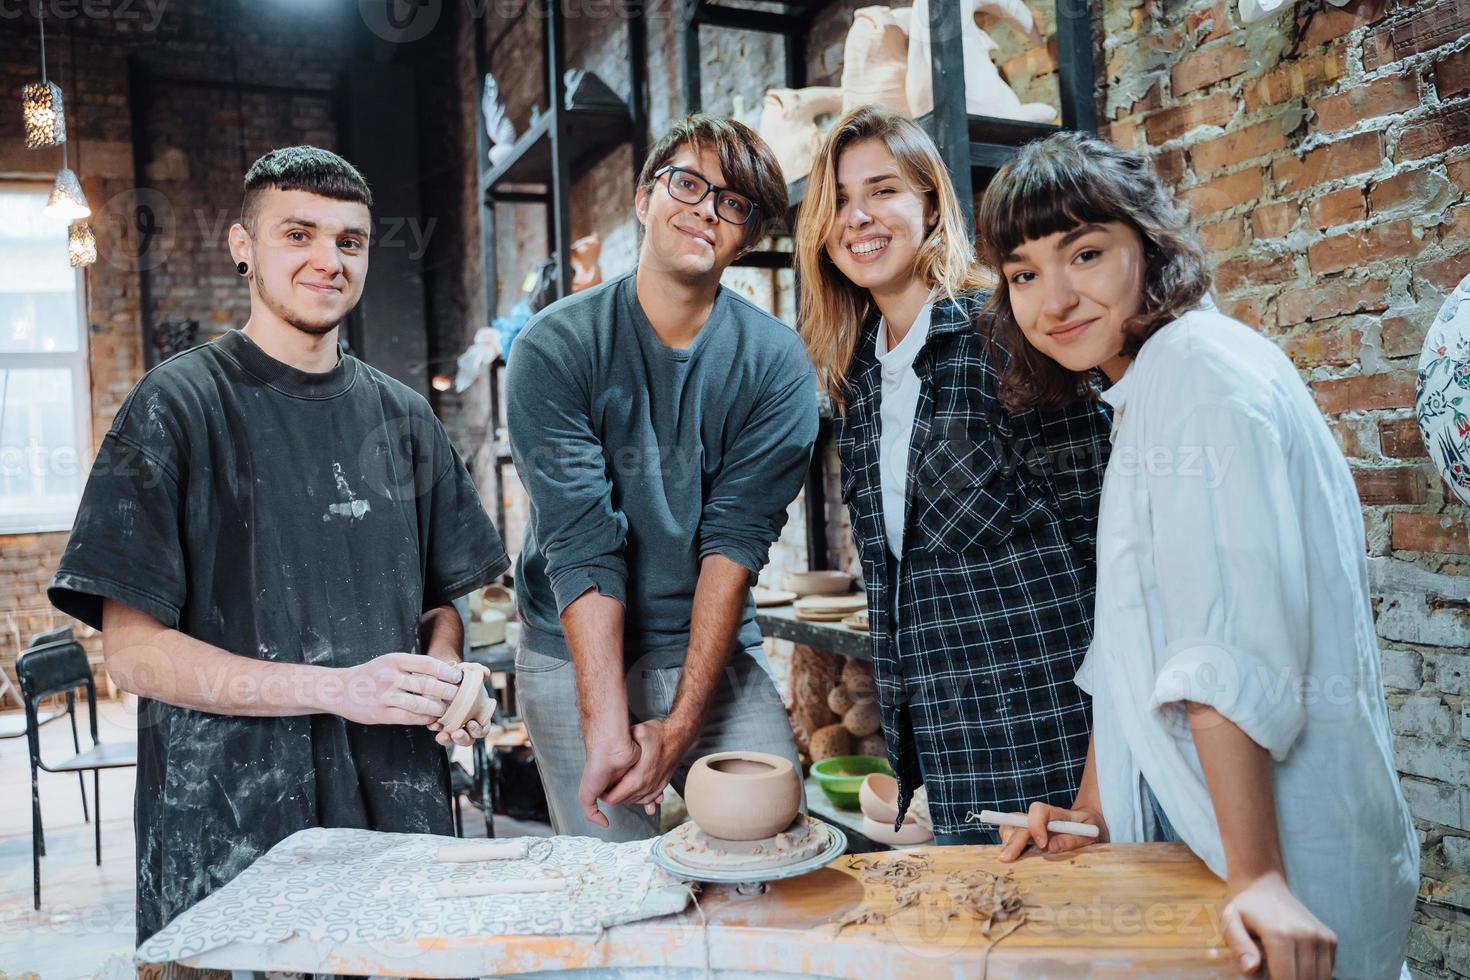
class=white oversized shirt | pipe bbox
[875,293,935,558]
[1075,309,1419,980]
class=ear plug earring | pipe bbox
[237,261,249,276]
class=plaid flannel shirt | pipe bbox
[834,289,1112,837]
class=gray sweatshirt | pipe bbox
[505,269,818,666]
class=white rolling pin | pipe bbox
[977,809,1100,838]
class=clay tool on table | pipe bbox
[976,809,1100,838]
[435,839,531,863]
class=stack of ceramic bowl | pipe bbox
[793,594,866,623]
[783,570,852,596]
[752,585,798,607]
[858,773,934,846]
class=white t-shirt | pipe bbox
[875,294,935,558]
[1075,309,1419,980]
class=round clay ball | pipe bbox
[856,732,887,757]
[841,658,874,688]
[827,683,855,716]
[844,672,877,704]
[843,700,880,738]
[809,722,855,762]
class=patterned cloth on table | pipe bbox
[135,828,692,965]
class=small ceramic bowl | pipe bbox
[784,570,853,596]
[685,751,801,841]
[811,755,893,810]
[861,814,934,847]
[858,772,902,823]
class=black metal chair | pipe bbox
[1,625,72,739]
[16,636,138,909]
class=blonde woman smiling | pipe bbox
[795,106,1111,843]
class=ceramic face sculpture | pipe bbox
[842,6,913,116]
[757,86,845,182]
[905,0,1056,123]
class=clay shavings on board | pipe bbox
[833,854,1028,969]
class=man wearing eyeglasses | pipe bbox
[505,115,818,841]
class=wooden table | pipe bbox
[181,843,1233,978]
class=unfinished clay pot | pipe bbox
[861,813,934,846]
[858,772,903,823]
[684,751,801,841]
[858,775,932,844]
[438,662,496,733]
[859,773,934,834]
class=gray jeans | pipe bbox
[515,643,803,841]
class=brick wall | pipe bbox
[0,3,455,692]
[1101,0,1470,971]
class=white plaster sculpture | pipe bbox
[905,0,1056,123]
[482,73,517,167]
[1239,0,1349,25]
[841,6,913,116]
[757,86,845,182]
[452,326,502,394]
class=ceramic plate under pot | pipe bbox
[650,817,848,887]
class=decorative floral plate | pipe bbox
[1417,272,1470,507]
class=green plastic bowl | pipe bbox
[811,755,894,810]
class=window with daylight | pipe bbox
[0,184,92,533]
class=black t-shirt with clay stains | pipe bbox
[48,328,509,943]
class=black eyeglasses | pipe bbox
[653,165,758,225]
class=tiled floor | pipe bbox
[0,699,551,978]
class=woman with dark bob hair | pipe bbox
[983,131,1417,980]
[795,105,1111,844]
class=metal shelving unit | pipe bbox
[680,0,1095,572]
[685,0,1097,230]
[474,2,649,543]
